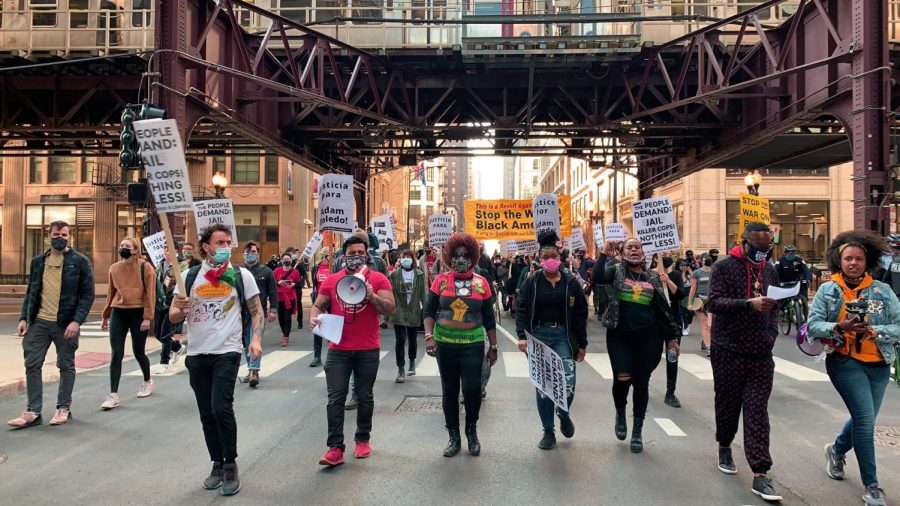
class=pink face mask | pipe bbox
[541,258,562,274]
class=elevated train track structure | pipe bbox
[1,0,899,230]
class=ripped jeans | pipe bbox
[532,324,576,431]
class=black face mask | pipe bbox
[662,257,674,269]
[50,237,67,251]
[709,255,718,262]
[119,248,133,259]
[744,242,771,263]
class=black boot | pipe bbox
[395,367,405,384]
[443,427,461,457]
[465,424,481,456]
[630,417,644,454]
[615,409,627,441]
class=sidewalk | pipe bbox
[0,320,162,403]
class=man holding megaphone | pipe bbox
[311,235,396,467]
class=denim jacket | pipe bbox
[807,279,900,364]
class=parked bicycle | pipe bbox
[778,281,809,336]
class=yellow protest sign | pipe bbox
[738,193,770,231]
[463,197,572,240]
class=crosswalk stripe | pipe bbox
[127,361,186,377]
[315,351,389,378]
[654,418,686,437]
[773,356,829,382]
[676,354,714,380]
[583,353,613,379]
[412,355,440,376]
[502,352,530,378]
[496,324,519,345]
[240,350,311,378]
[80,331,109,337]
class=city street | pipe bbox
[0,312,898,506]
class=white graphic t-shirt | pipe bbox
[402,268,415,304]
[174,262,260,356]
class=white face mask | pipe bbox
[400,258,414,270]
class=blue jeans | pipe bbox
[243,326,261,371]
[533,325,576,431]
[826,355,890,487]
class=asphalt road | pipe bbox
[0,314,898,506]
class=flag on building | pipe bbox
[416,161,427,187]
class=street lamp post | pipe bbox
[212,171,228,198]
[744,169,762,196]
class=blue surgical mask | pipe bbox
[212,247,231,265]
[400,258,413,270]
[785,253,796,261]
[244,253,258,264]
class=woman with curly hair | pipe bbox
[807,230,900,506]
[423,232,498,457]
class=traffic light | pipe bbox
[119,107,139,169]
[127,177,149,206]
[139,102,166,121]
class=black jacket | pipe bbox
[515,269,589,350]
[20,249,95,327]
[243,262,278,312]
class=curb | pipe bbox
[0,363,113,404]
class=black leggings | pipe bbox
[277,301,293,337]
[436,341,484,429]
[607,327,664,418]
[109,307,150,392]
[394,325,418,367]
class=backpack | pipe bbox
[140,261,168,312]
[184,265,252,336]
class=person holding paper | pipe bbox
[423,233,498,458]
[705,221,781,502]
[389,250,427,383]
[806,231,900,506]
[310,236,395,467]
[592,238,680,454]
[274,253,302,347]
[515,230,588,450]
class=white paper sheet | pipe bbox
[766,283,801,300]
[313,314,345,344]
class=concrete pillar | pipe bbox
[94,198,117,279]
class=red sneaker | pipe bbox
[319,447,344,467]
[354,440,371,459]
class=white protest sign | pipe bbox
[193,199,237,243]
[515,240,539,255]
[133,119,194,213]
[427,214,453,247]
[505,240,517,254]
[371,213,396,252]
[592,223,604,247]
[301,231,324,261]
[570,227,587,251]
[142,232,167,267]
[526,331,569,412]
[532,193,561,239]
[632,196,680,255]
[605,222,627,243]
[318,174,355,233]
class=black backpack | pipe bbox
[184,265,252,335]
[140,261,168,312]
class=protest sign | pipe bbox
[570,227,587,251]
[604,223,627,242]
[526,331,569,412]
[318,174,354,233]
[632,196,680,255]
[193,199,237,243]
[515,240,539,255]
[532,193,561,239]
[142,232,167,267]
[134,119,193,213]
[504,241,517,254]
[463,197,571,241]
[427,214,453,247]
[301,231,324,261]
[592,223,604,247]
[371,213,396,252]
[738,193,771,231]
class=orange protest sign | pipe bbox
[463,197,572,240]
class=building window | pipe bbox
[213,155,226,176]
[234,205,279,259]
[410,186,421,200]
[232,153,259,184]
[29,0,57,27]
[25,205,80,273]
[69,0,88,27]
[29,157,43,184]
[265,155,279,184]
[49,156,77,184]
[726,200,829,264]
[427,186,434,201]
[117,206,146,261]
[132,0,151,26]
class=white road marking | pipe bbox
[583,353,614,379]
[677,354,715,380]
[496,324,519,345]
[411,355,441,376]
[315,351,389,378]
[653,418,687,437]
[128,361,186,377]
[502,351,530,378]
[80,331,109,337]
[241,350,311,378]
[773,356,830,382]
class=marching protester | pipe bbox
[8,221,94,428]
[423,232,498,457]
[515,230,588,450]
[389,249,427,383]
[311,235,395,467]
[239,241,278,388]
[807,231,900,506]
[290,248,305,330]
[153,244,184,373]
[592,238,680,454]
[494,255,510,312]
[687,255,714,356]
[309,247,333,367]
[99,237,156,410]
[706,221,781,502]
[419,242,439,285]
[656,251,688,409]
[274,253,302,347]
[170,224,264,496]
[180,241,202,271]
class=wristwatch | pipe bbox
[489,344,499,351]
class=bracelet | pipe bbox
[424,334,434,340]
[489,344,498,350]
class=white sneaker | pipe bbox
[154,364,170,375]
[173,345,187,364]
[137,380,155,398]
[681,328,690,336]
[101,393,120,410]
